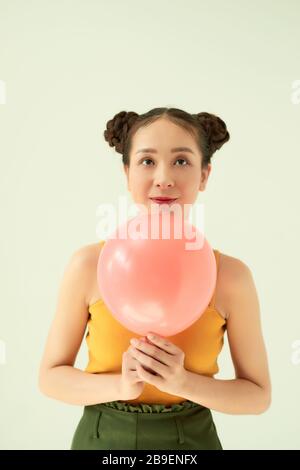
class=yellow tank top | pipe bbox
[84,240,227,405]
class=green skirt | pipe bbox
[70,400,223,450]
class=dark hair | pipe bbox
[103,107,230,168]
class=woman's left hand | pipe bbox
[128,333,188,396]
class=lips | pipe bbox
[150,197,178,204]
[150,197,178,201]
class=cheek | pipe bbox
[131,169,149,184]
[182,175,202,192]
[129,172,147,190]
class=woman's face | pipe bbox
[124,118,211,217]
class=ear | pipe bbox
[199,164,211,192]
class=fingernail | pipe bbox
[130,338,138,345]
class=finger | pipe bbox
[129,369,144,382]
[123,354,143,380]
[136,362,164,385]
[130,347,168,377]
[130,340,174,367]
[141,365,159,376]
[146,334,179,355]
[123,351,138,372]
[128,347,159,376]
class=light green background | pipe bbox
[0,0,299,450]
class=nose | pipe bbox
[153,164,175,189]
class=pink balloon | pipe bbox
[97,212,217,336]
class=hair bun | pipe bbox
[103,111,139,155]
[195,112,230,154]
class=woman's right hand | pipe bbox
[120,343,146,401]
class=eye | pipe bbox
[141,158,154,166]
[140,156,190,166]
[175,157,189,166]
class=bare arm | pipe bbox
[180,258,272,415]
[38,245,122,406]
[40,366,121,406]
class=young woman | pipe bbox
[38,107,272,450]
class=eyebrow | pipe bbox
[135,147,195,155]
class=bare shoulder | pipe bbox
[72,241,102,266]
[66,242,102,297]
[217,252,255,321]
[74,241,105,306]
[219,252,252,285]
